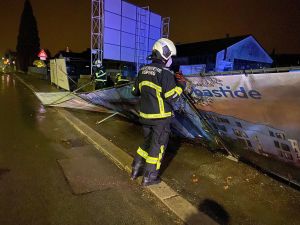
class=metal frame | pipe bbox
[91,1,168,75]
[91,0,104,76]
[161,17,170,38]
[135,6,150,74]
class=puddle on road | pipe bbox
[60,138,87,149]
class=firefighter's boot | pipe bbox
[130,157,145,180]
[142,171,161,186]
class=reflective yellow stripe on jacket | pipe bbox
[138,81,171,119]
[164,86,183,98]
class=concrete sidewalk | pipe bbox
[0,73,184,225]
[15,72,300,225]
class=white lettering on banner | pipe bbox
[186,72,300,168]
[190,86,262,99]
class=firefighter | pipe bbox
[94,65,107,90]
[131,38,186,186]
[115,72,129,85]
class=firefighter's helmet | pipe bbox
[152,38,177,61]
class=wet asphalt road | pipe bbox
[0,73,182,225]
[4,72,300,225]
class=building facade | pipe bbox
[175,35,273,74]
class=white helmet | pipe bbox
[152,38,177,61]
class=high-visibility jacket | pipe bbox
[115,73,129,85]
[95,69,106,82]
[131,61,183,119]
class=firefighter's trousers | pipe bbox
[135,118,171,174]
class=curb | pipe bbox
[58,109,217,225]
[15,73,217,225]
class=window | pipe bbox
[218,125,227,132]
[220,118,230,124]
[274,140,280,148]
[237,138,247,147]
[233,129,248,138]
[283,153,293,160]
[242,131,248,138]
[269,131,274,137]
[233,129,242,137]
[286,154,293,160]
[216,117,230,124]
[211,123,218,130]
[236,121,242,128]
[246,140,253,148]
[275,133,286,140]
[281,143,290,152]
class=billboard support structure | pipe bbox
[162,17,170,38]
[135,6,150,74]
[91,0,104,77]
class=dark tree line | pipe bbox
[16,0,40,72]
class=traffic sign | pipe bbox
[38,49,48,60]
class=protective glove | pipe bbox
[175,71,187,90]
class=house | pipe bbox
[175,35,273,74]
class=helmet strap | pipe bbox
[166,57,172,68]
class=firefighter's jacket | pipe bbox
[132,61,183,120]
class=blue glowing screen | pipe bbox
[104,0,163,62]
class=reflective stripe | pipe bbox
[137,147,148,159]
[138,145,165,170]
[117,79,129,82]
[165,86,183,98]
[132,86,135,91]
[146,156,158,164]
[140,112,172,119]
[175,86,183,95]
[138,80,173,119]
[156,145,165,170]
[95,71,106,78]
[156,91,165,114]
[139,81,162,92]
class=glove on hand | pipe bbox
[175,71,187,90]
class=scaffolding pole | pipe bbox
[91,0,104,76]
[135,6,150,74]
[161,17,170,38]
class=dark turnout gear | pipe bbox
[132,62,183,119]
[142,171,161,186]
[94,66,106,81]
[131,59,184,185]
[115,73,130,86]
[94,66,107,90]
[130,156,145,180]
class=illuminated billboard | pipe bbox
[104,0,162,63]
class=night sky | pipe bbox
[1,0,300,56]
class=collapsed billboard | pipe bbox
[78,84,218,145]
[185,71,300,184]
[36,70,300,185]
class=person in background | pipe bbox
[115,72,130,85]
[131,38,186,186]
[94,65,107,90]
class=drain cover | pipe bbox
[58,156,125,194]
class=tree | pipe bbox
[16,0,40,72]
